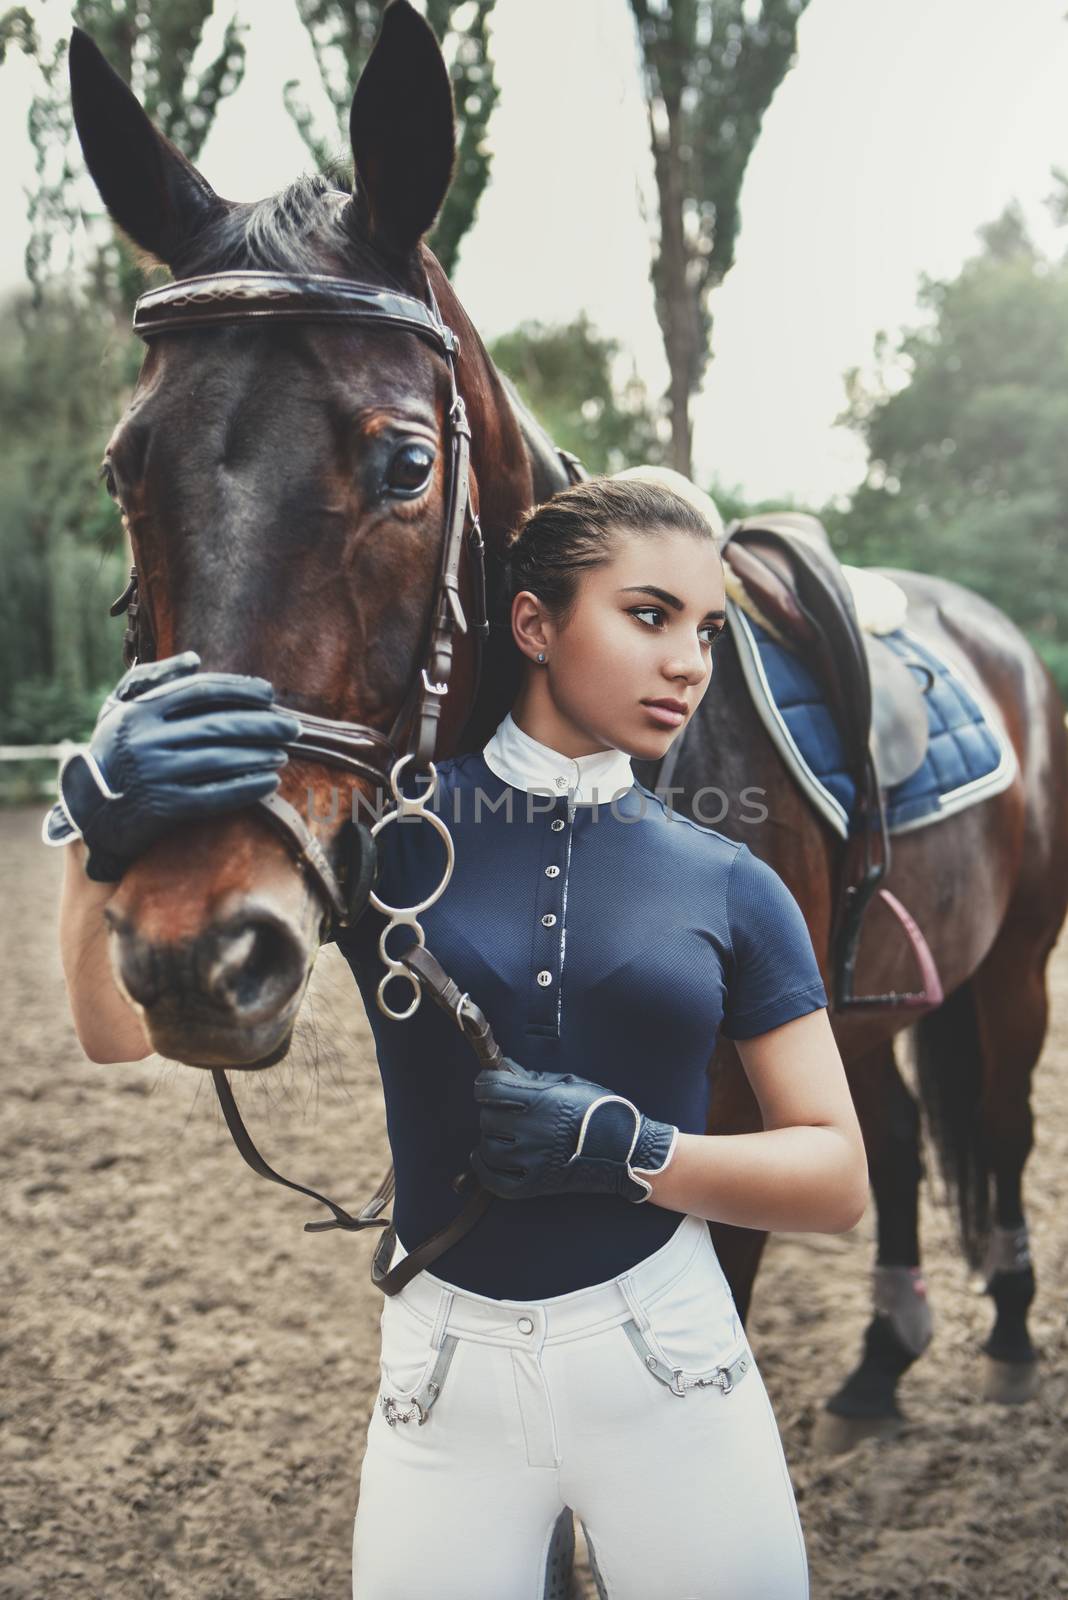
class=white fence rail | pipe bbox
[0,742,86,800]
[0,743,85,761]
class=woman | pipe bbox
[336,476,868,1598]
[47,475,866,1598]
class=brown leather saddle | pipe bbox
[718,512,942,1012]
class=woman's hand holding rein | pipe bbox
[470,1060,680,1202]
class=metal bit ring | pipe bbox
[369,753,456,1021]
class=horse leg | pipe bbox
[968,928,1053,1403]
[815,1039,932,1453]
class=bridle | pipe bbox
[108,265,585,1280]
[111,266,489,939]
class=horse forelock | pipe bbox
[172,174,417,293]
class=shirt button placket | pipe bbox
[530,793,570,1030]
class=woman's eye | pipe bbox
[384,441,435,497]
[632,608,724,651]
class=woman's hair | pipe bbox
[502,476,720,632]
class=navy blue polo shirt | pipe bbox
[337,731,828,1300]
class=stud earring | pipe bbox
[536,651,547,663]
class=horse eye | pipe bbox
[99,459,117,499]
[384,441,434,497]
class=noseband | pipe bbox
[111,268,489,936]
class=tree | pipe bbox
[0,287,130,735]
[629,0,810,477]
[0,5,246,736]
[836,202,1068,694]
[283,0,498,274]
[3,0,246,305]
[488,313,665,475]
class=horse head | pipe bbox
[68,1,536,1070]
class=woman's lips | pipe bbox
[642,702,686,728]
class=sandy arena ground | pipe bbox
[2,804,1065,1599]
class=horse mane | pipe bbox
[494,369,573,503]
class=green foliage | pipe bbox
[836,202,1068,695]
[0,5,248,764]
[0,288,131,738]
[283,0,498,274]
[488,313,666,475]
[6,1,246,306]
[629,0,811,471]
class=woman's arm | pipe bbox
[57,842,153,1065]
[635,1008,868,1233]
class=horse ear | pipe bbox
[349,0,456,259]
[68,26,224,269]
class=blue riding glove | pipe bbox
[41,651,302,883]
[470,1061,680,1203]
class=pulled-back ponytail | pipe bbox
[503,476,718,632]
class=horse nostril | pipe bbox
[201,914,306,1020]
[114,928,163,1009]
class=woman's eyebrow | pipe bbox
[617,584,726,623]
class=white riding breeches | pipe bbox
[352,1212,809,1599]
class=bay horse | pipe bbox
[67,0,1068,1463]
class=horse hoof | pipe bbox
[812,1408,905,1455]
[983,1354,1038,1404]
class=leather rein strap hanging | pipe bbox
[212,943,509,1297]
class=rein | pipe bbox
[112,265,586,1292]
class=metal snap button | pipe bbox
[551,818,565,831]
[517,1316,535,1334]
[536,970,552,986]
[545,864,560,878]
[541,913,557,927]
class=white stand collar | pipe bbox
[482,710,635,806]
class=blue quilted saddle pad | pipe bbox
[745,617,1009,834]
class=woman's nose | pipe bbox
[665,642,709,682]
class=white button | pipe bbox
[536,970,552,986]
[545,864,560,878]
[541,913,557,927]
[551,819,565,831]
[517,1316,535,1334]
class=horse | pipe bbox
[640,557,1068,1446]
[67,0,1068,1465]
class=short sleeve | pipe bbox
[720,845,828,1039]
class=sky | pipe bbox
[3,0,1068,506]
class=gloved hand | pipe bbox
[41,651,302,883]
[470,1060,680,1203]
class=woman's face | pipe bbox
[519,525,727,762]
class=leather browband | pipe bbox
[132,270,459,356]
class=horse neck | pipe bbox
[420,252,584,751]
[422,249,565,544]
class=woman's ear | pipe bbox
[349,0,456,260]
[68,25,225,268]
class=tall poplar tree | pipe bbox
[629,0,810,475]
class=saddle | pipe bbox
[718,513,942,1012]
